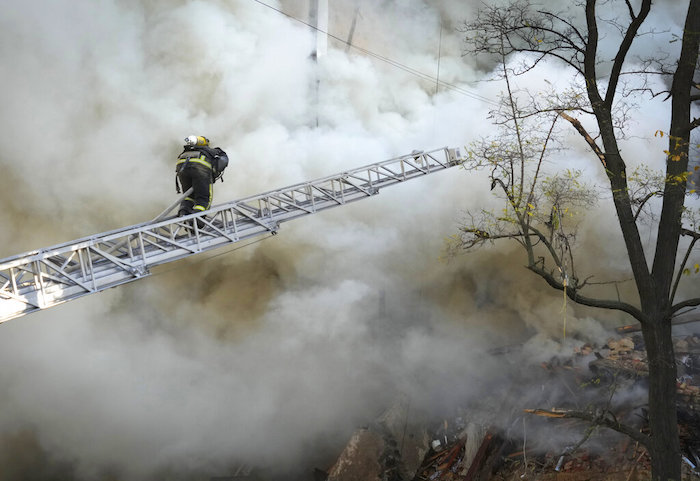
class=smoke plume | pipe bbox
[0,1,693,479]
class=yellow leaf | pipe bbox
[683,268,691,276]
[655,130,664,138]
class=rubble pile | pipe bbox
[676,335,700,475]
[411,333,700,480]
[324,400,431,481]
[586,337,648,382]
[483,425,659,481]
[409,416,653,481]
[489,333,700,481]
[412,420,491,481]
[319,333,700,481]
[677,335,700,412]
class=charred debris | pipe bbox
[323,332,700,481]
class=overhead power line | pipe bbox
[251,0,500,107]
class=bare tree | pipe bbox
[456,1,700,480]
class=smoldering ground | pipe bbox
[0,0,695,480]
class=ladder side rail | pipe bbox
[0,147,464,322]
[0,149,447,274]
[0,147,455,271]
[1,147,455,304]
[65,146,454,274]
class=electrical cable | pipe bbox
[251,0,500,107]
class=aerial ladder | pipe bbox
[0,147,464,323]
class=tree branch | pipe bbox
[558,111,607,167]
[633,191,663,221]
[459,228,521,249]
[524,408,650,447]
[504,45,584,74]
[690,116,700,132]
[681,227,700,240]
[671,228,700,303]
[525,225,564,270]
[537,10,586,45]
[527,115,559,230]
[605,0,652,107]
[672,297,700,314]
[584,0,604,108]
[528,263,646,321]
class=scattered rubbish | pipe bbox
[324,333,700,480]
[554,446,575,472]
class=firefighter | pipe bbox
[175,135,228,217]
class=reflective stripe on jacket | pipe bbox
[176,154,212,170]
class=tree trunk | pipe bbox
[644,3,700,479]
[652,0,700,295]
[641,316,680,481]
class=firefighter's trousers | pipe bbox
[177,163,213,216]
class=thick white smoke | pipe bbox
[0,0,694,479]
